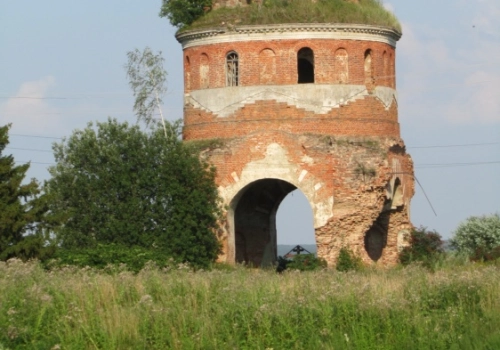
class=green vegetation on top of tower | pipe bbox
[160,0,401,33]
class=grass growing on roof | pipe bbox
[185,0,401,32]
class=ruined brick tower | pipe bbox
[176,0,415,267]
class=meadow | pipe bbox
[1,259,499,349]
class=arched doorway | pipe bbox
[232,178,315,267]
[297,47,315,83]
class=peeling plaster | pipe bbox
[187,84,397,118]
[220,143,334,228]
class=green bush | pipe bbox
[277,254,326,272]
[159,0,212,28]
[46,119,222,269]
[470,245,500,263]
[451,213,500,259]
[45,244,176,273]
[336,246,362,272]
[399,226,444,269]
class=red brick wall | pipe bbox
[183,39,396,91]
[182,38,399,140]
[184,97,400,139]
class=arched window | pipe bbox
[200,53,209,89]
[390,52,395,88]
[226,51,239,87]
[334,48,349,84]
[185,56,191,90]
[297,47,314,84]
[364,49,374,85]
[383,51,388,86]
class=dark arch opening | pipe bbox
[364,211,389,262]
[234,179,306,267]
[297,47,314,84]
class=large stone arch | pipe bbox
[218,143,334,265]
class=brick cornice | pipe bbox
[176,23,402,49]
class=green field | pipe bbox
[1,259,499,349]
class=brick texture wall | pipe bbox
[178,27,414,267]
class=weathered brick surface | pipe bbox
[183,39,395,92]
[178,25,413,267]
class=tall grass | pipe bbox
[1,259,500,349]
[187,0,401,32]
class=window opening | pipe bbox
[226,51,239,86]
[200,53,210,89]
[364,49,374,85]
[297,47,314,84]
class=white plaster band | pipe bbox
[186,84,397,118]
[176,24,401,49]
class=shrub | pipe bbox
[470,245,500,263]
[399,226,444,268]
[451,213,500,259]
[277,254,327,272]
[46,119,222,269]
[336,246,362,272]
[45,244,176,273]
[159,0,212,28]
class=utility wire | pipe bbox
[6,147,52,153]
[415,161,500,168]
[408,142,500,149]
[10,134,63,140]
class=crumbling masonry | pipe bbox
[175,3,415,267]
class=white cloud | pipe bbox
[397,17,500,124]
[473,0,500,36]
[0,76,60,134]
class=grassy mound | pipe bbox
[185,0,401,32]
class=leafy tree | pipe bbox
[46,119,222,268]
[0,124,51,261]
[125,47,169,136]
[399,226,444,268]
[159,0,212,28]
[451,214,500,259]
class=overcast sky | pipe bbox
[1,0,498,244]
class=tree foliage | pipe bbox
[399,226,444,268]
[46,119,222,268]
[0,124,50,261]
[125,47,168,136]
[159,0,212,28]
[451,214,500,259]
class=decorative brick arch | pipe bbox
[334,48,349,84]
[258,48,276,84]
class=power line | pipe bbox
[0,90,184,100]
[408,142,500,149]
[6,147,53,153]
[415,161,500,168]
[15,161,54,165]
[10,134,63,140]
